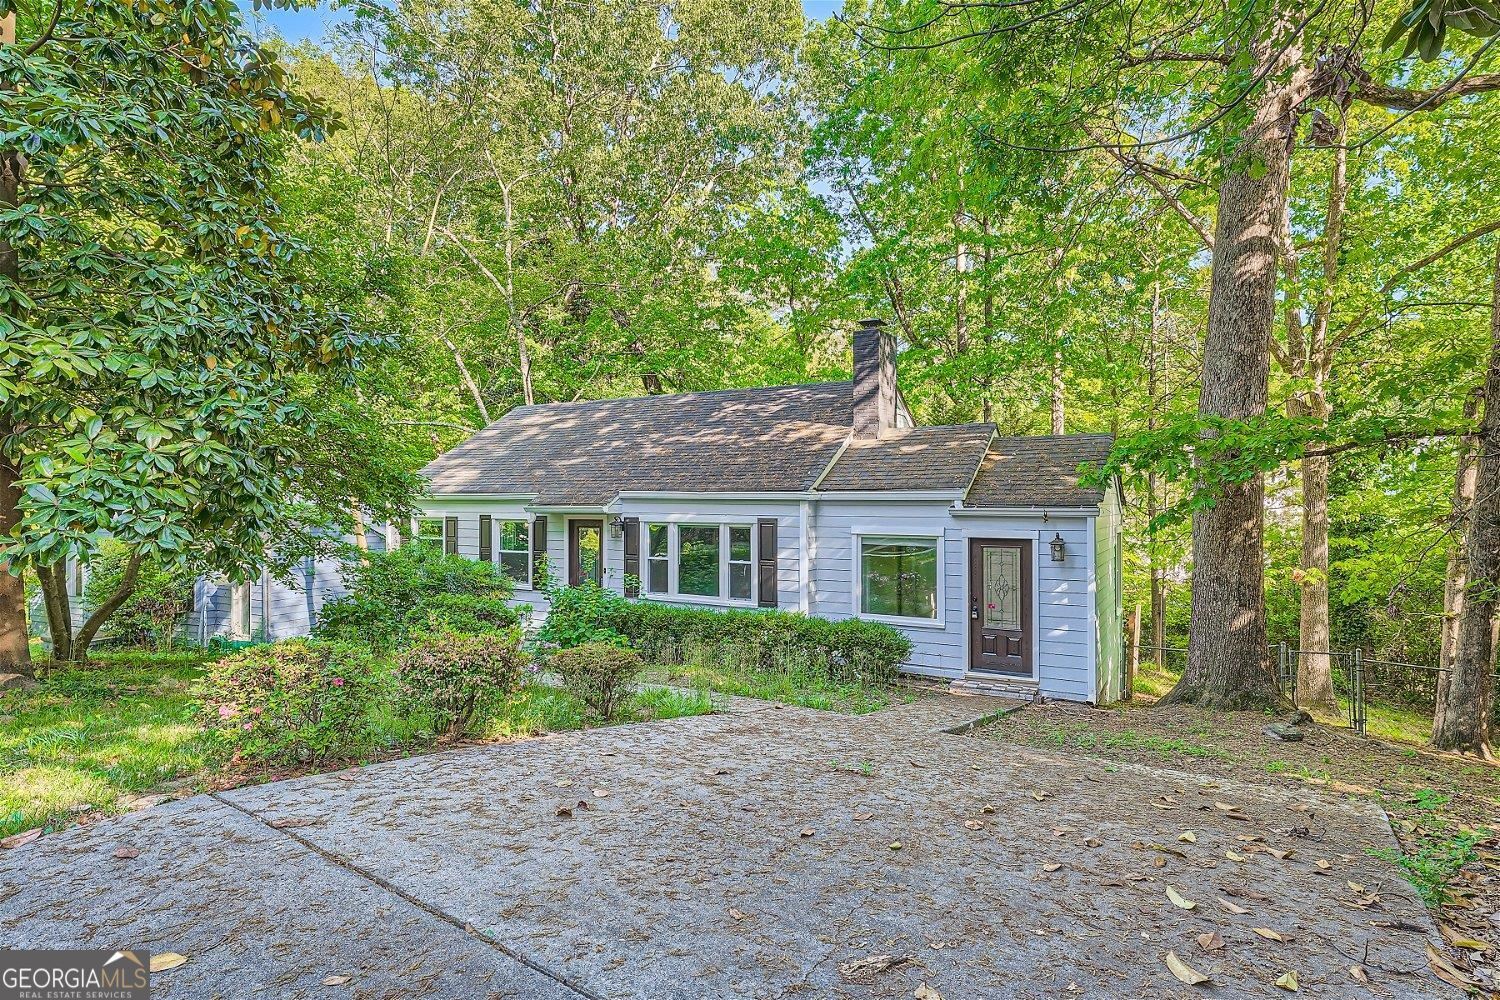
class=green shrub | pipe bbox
[540,586,911,685]
[199,639,381,763]
[314,545,518,651]
[550,642,644,721]
[82,541,196,651]
[538,582,632,648]
[395,629,529,736]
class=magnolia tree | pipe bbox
[0,0,412,666]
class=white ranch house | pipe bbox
[417,319,1124,703]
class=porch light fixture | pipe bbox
[608,516,626,539]
[1049,532,1066,563]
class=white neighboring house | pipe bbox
[415,318,1125,703]
[48,528,392,648]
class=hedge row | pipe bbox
[543,584,911,686]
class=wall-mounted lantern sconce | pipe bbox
[608,516,626,540]
[1049,532,1066,563]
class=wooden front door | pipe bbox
[568,519,603,587]
[968,539,1032,676]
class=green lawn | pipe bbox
[1,661,217,839]
[2,657,715,841]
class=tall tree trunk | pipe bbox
[0,14,30,677]
[35,561,73,662]
[1435,390,1482,726]
[68,553,142,663]
[1292,112,1349,714]
[1294,386,1337,712]
[1146,281,1166,668]
[1162,55,1303,709]
[1432,241,1500,755]
[980,215,995,423]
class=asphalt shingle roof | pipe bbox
[421,383,1114,509]
[420,382,855,506]
[964,434,1115,507]
[816,424,995,492]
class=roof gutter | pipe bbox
[950,504,1101,517]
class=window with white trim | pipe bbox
[728,525,753,601]
[640,522,755,604]
[414,517,444,548]
[859,535,939,621]
[497,519,530,585]
[646,524,669,594]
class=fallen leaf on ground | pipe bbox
[838,954,911,977]
[1314,859,1332,871]
[269,817,318,829]
[0,829,41,850]
[1450,936,1494,951]
[555,779,573,787]
[1349,965,1370,985]
[1165,886,1197,910]
[1042,862,1062,872]
[800,827,815,838]
[1196,931,1225,951]
[914,984,942,1000]
[1032,791,1052,801]
[592,788,609,798]
[1217,898,1251,915]
[729,908,748,921]
[964,820,985,830]
[321,975,351,986]
[1083,836,1102,847]
[335,772,358,781]
[1428,944,1483,989]
[853,812,873,821]
[150,953,187,973]
[1164,951,1209,985]
[1264,847,1294,861]
[1225,850,1246,862]
[555,805,574,818]
[1274,970,1299,991]
[1252,928,1285,942]
[112,846,140,859]
[1348,881,1366,894]
[889,841,903,850]
[704,767,729,776]
[1179,831,1197,843]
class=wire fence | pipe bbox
[1133,643,1458,738]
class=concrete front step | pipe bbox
[949,676,1042,701]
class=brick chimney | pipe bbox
[852,317,897,439]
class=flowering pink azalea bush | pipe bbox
[395,629,528,737]
[200,639,381,763]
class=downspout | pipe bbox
[798,500,812,614]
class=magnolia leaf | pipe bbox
[1196,931,1225,951]
[1252,928,1285,942]
[150,953,188,973]
[1178,831,1197,843]
[1217,898,1251,915]
[1274,970,1299,991]
[1164,951,1210,985]
[1165,886,1198,910]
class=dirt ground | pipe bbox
[983,696,1500,997]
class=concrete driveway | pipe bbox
[0,696,1445,998]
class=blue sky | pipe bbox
[243,1,845,45]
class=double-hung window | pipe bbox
[414,517,445,549]
[497,519,530,586]
[641,522,755,604]
[646,524,670,595]
[858,535,939,622]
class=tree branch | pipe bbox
[1353,73,1500,110]
[1098,141,1215,250]
[1119,48,1230,66]
[1329,218,1500,352]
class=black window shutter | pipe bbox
[622,517,641,597]
[757,518,778,608]
[531,516,548,585]
[478,515,492,562]
[444,516,458,556]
